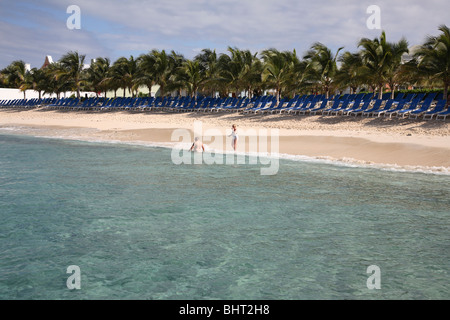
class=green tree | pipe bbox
[415,24,450,105]
[261,49,297,104]
[1,60,29,98]
[304,43,343,99]
[336,51,367,94]
[58,51,86,99]
[87,57,111,97]
[358,31,408,99]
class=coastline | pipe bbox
[0,109,449,172]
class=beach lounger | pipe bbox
[368,100,394,117]
[406,99,434,119]
[348,100,372,116]
[382,100,407,118]
[360,99,383,117]
[214,98,238,112]
[243,98,269,114]
[308,99,330,115]
[422,100,447,120]
[393,92,405,102]
[321,99,343,116]
[295,96,322,115]
[281,98,304,114]
[435,104,450,121]
[396,99,421,118]
[262,99,287,114]
[340,99,365,115]
[328,100,351,116]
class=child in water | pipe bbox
[189,137,205,152]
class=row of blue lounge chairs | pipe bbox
[0,98,57,109]
[0,93,449,120]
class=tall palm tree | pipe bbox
[43,62,71,99]
[136,53,156,96]
[384,38,409,98]
[304,43,343,99]
[2,60,28,98]
[21,68,47,99]
[335,51,367,94]
[111,56,138,97]
[261,48,296,104]
[177,59,205,98]
[194,49,222,97]
[58,51,86,99]
[166,51,186,96]
[415,24,450,106]
[87,57,111,97]
[218,47,246,97]
[358,31,408,99]
[148,49,172,97]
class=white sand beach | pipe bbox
[0,109,449,169]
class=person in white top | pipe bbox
[189,137,205,152]
[229,124,238,151]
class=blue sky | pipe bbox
[0,0,449,69]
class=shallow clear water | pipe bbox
[0,134,448,300]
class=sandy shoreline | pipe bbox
[0,109,449,169]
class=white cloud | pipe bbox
[1,0,449,67]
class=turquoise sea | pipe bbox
[0,133,449,300]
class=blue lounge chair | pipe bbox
[396,99,421,118]
[369,100,395,117]
[262,98,287,114]
[383,100,408,118]
[321,99,344,116]
[422,100,447,120]
[329,100,351,116]
[435,103,450,121]
[308,99,330,115]
[360,99,383,117]
[407,99,434,119]
[349,100,372,117]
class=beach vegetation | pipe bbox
[1,26,448,105]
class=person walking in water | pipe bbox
[189,137,205,152]
[229,124,238,151]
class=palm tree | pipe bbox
[2,60,28,98]
[147,49,173,97]
[304,43,343,99]
[194,49,222,97]
[261,48,296,104]
[136,53,156,96]
[87,57,111,97]
[415,24,450,106]
[43,62,72,99]
[110,56,138,97]
[166,51,186,96]
[21,68,47,99]
[358,31,408,99]
[218,47,246,97]
[180,59,206,98]
[336,51,367,94]
[384,39,409,98]
[58,51,86,98]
